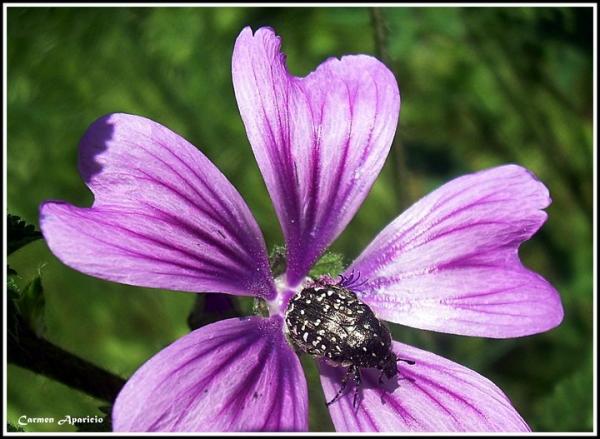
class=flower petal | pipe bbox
[113,316,308,432]
[347,164,563,337]
[232,27,400,286]
[320,341,530,432]
[40,113,276,298]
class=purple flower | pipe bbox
[39,26,563,432]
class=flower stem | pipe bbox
[370,7,410,212]
[8,314,125,403]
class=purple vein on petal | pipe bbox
[114,317,308,432]
[233,27,400,285]
[348,164,563,338]
[136,201,254,269]
[216,344,271,418]
[108,134,244,242]
[41,113,276,298]
[320,341,529,432]
[63,208,247,279]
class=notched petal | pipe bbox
[40,113,275,298]
[233,26,400,286]
[113,316,308,432]
[348,164,563,337]
[320,341,530,432]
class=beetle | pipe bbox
[284,274,414,407]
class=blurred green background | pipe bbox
[6,6,594,432]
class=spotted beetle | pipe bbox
[284,274,414,407]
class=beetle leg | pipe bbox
[352,366,362,408]
[326,367,351,406]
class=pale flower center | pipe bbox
[266,275,310,317]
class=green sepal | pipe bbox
[309,251,345,278]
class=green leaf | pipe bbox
[16,274,47,338]
[532,353,593,432]
[309,251,345,278]
[7,214,43,255]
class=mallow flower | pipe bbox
[39,26,564,432]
